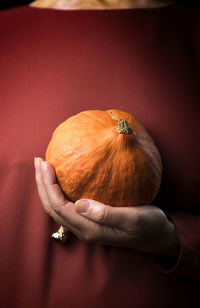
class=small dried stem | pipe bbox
[110,112,132,135]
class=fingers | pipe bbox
[34,157,68,227]
[35,160,175,253]
[75,199,140,232]
[34,157,98,238]
[40,160,67,207]
[34,157,140,246]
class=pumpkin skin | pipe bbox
[46,109,162,207]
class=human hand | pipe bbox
[34,157,180,257]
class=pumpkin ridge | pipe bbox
[67,134,123,202]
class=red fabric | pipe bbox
[0,4,200,308]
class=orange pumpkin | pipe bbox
[46,109,162,207]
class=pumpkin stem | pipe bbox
[110,112,132,135]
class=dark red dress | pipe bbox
[0,4,200,308]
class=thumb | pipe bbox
[75,199,138,229]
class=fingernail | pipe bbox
[75,200,90,214]
[41,161,47,171]
[34,157,39,168]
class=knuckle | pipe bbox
[83,231,94,242]
[82,229,97,243]
[93,206,107,223]
[50,201,63,216]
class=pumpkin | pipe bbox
[46,109,162,207]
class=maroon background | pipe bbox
[0,4,200,308]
